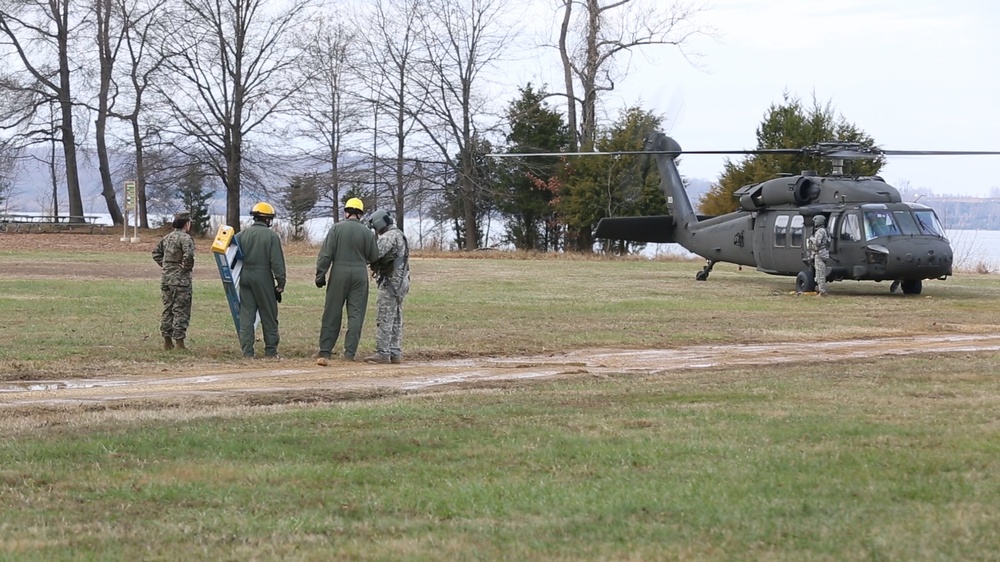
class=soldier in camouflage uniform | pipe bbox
[314,198,379,365]
[364,210,410,365]
[808,214,831,297]
[236,202,286,359]
[152,212,195,350]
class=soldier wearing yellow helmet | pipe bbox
[313,196,379,365]
[235,202,286,358]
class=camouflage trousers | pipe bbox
[374,287,404,358]
[161,284,193,340]
[814,256,829,295]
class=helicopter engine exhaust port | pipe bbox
[738,177,820,211]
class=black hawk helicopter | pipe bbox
[496,133,1000,295]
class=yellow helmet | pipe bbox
[345,197,364,213]
[251,202,275,218]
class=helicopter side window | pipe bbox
[789,215,804,247]
[774,215,789,247]
[839,213,862,242]
[892,211,920,235]
[913,209,946,237]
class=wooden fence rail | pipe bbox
[0,214,107,234]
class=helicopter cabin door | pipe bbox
[753,212,805,274]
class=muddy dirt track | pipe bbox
[3,334,1000,409]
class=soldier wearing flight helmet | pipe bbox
[807,214,831,297]
[364,209,410,365]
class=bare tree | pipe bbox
[0,0,89,221]
[556,0,708,150]
[412,0,516,249]
[0,136,21,211]
[107,0,168,228]
[354,0,428,230]
[156,0,311,230]
[292,15,366,221]
[92,0,126,224]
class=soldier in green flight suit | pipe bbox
[235,202,286,359]
[152,212,195,350]
[314,197,379,365]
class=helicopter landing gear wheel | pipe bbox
[696,260,715,281]
[901,279,922,295]
[694,260,715,281]
[796,270,816,294]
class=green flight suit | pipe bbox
[315,217,379,358]
[236,220,286,357]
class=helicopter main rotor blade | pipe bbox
[880,150,1000,156]
[486,148,1000,159]
[486,149,802,158]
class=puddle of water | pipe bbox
[0,380,129,392]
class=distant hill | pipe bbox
[6,148,123,213]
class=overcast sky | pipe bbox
[517,0,1000,198]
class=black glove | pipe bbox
[274,287,283,303]
[315,275,326,289]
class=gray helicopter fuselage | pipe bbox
[594,132,955,291]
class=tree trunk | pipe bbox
[96,112,125,225]
[395,98,405,231]
[132,121,149,228]
[558,0,578,151]
[461,155,478,250]
[58,33,84,222]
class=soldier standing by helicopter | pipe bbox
[364,210,410,365]
[807,215,831,297]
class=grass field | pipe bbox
[2,236,1000,560]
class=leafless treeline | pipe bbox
[0,0,706,247]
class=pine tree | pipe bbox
[499,84,570,251]
[557,107,667,253]
[282,174,319,241]
[700,93,883,215]
[177,162,213,236]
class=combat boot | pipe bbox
[174,338,186,350]
[163,336,174,350]
[390,355,402,364]
[364,354,391,364]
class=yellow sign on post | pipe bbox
[122,180,139,242]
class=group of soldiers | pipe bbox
[152,198,411,364]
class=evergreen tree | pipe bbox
[700,93,883,215]
[177,162,213,236]
[499,85,570,251]
[444,138,500,249]
[557,107,667,253]
[282,174,320,241]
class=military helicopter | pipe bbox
[497,132,1000,295]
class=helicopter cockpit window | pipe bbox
[892,211,920,235]
[789,215,804,247]
[839,213,862,242]
[863,210,902,240]
[774,215,789,247]
[912,209,947,237]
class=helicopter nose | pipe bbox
[892,240,953,277]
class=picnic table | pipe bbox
[0,214,107,233]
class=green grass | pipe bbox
[2,247,1000,559]
[2,353,1000,560]
[2,251,1000,373]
